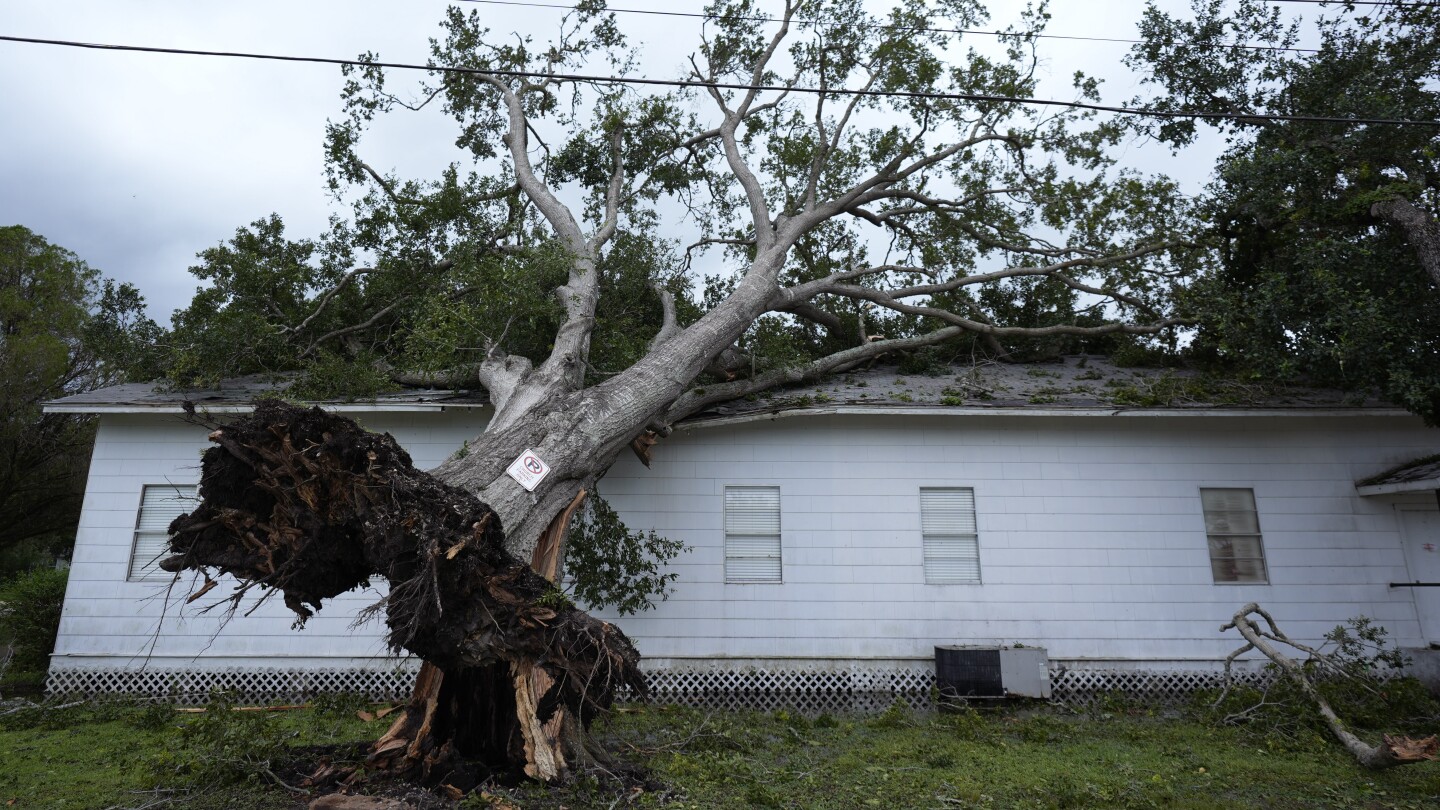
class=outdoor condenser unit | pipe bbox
[934,645,1052,700]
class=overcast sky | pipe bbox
[0,0,1242,322]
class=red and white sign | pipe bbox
[506,448,551,492]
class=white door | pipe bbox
[1398,505,1440,644]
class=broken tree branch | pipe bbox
[1219,603,1437,769]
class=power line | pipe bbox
[456,0,1323,54]
[3,34,1438,128]
[1271,0,1436,6]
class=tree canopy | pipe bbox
[158,0,1200,404]
[0,225,160,570]
[1128,0,1440,421]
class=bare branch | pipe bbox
[775,242,1188,319]
[663,326,969,423]
[288,267,373,335]
[647,282,683,353]
[796,131,1019,235]
[888,243,1185,300]
[804,60,882,213]
[590,128,625,252]
[479,77,586,252]
[683,235,755,273]
[775,302,843,332]
[379,362,484,389]
[477,75,602,392]
[851,186,1029,219]
[300,299,403,359]
[1371,196,1440,287]
[702,2,799,248]
[358,162,423,207]
[812,281,1190,338]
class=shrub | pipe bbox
[0,566,69,678]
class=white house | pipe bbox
[41,358,1440,705]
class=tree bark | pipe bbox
[161,401,644,784]
[1371,196,1440,288]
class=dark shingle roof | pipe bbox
[1356,455,1440,495]
[691,355,1396,422]
[46,357,1401,418]
[44,374,489,413]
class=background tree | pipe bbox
[1127,0,1440,421]
[0,225,160,573]
[162,0,1201,782]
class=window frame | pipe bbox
[723,485,782,584]
[1200,487,1269,585]
[129,483,199,582]
[919,486,982,585]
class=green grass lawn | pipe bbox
[2,698,1438,809]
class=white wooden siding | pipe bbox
[52,409,1440,673]
[591,413,1440,665]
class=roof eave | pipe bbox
[1356,478,1440,497]
[44,400,1410,421]
[41,402,489,415]
[678,405,1415,430]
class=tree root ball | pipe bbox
[161,399,645,734]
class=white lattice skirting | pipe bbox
[625,665,939,714]
[47,663,1272,712]
[1049,667,1272,705]
[45,666,421,704]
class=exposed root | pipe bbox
[162,400,646,782]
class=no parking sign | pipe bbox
[506,448,551,492]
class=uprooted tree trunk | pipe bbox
[160,400,645,785]
[1218,603,1438,769]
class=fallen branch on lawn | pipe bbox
[1219,602,1438,769]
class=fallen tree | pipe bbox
[161,400,644,785]
[152,0,1201,785]
[1217,603,1437,769]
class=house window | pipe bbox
[1201,488,1268,584]
[130,484,199,582]
[920,487,980,584]
[724,486,781,583]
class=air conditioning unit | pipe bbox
[935,645,1051,700]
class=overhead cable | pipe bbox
[1270,1,1436,7]
[456,0,1322,54]
[2,34,1438,127]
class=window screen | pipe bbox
[1201,488,1268,584]
[921,487,980,584]
[724,486,781,583]
[130,484,199,582]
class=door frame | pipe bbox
[1396,502,1440,644]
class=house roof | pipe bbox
[1355,455,1440,497]
[42,374,490,414]
[44,356,1406,420]
[683,355,1405,425]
